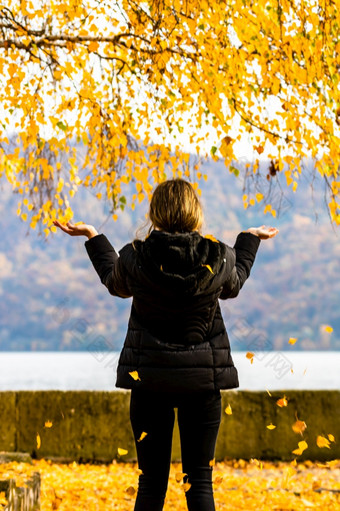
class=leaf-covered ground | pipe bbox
[1,459,340,510]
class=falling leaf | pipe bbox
[246,352,254,364]
[324,325,333,333]
[117,447,128,456]
[202,264,214,274]
[129,371,141,381]
[326,460,338,468]
[45,420,53,428]
[137,432,148,442]
[316,435,331,449]
[266,423,276,430]
[312,481,322,491]
[328,434,335,442]
[224,404,232,415]
[266,389,272,397]
[282,466,296,489]
[125,486,136,496]
[175,472,187,483]
[288,337,297,345]
[36,433,41,450]
[292,440,308,455]
[292,419,307,435]
[276,396,288,407]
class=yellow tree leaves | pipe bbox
[1,0,340,230]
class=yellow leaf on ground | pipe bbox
[0,492,8,506]
[209,458,215,467]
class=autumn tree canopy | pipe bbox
[1,0,340,233]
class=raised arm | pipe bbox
[220,225,279,299]
[53,220,98,239]
[53,221,131,298]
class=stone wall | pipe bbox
[0,390,339,462]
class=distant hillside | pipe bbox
[0,158,339,351]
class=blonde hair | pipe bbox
[148,179,204,234]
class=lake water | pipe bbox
[0,351,339,391]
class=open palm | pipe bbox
[247,225,279,239]
[53,220,98,238]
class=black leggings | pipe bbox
[130,388,221,511]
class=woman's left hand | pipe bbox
[53,220,98,239]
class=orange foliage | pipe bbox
[1,0,340,232]
[0,459,340,510]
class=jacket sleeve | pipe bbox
[84,234,132,298]
[220,232,261,299]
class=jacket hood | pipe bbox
[133,230,230,295]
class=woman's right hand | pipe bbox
[246,225,279,239]
[53,220,99,239]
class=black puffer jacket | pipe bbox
[85,230,260,392]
